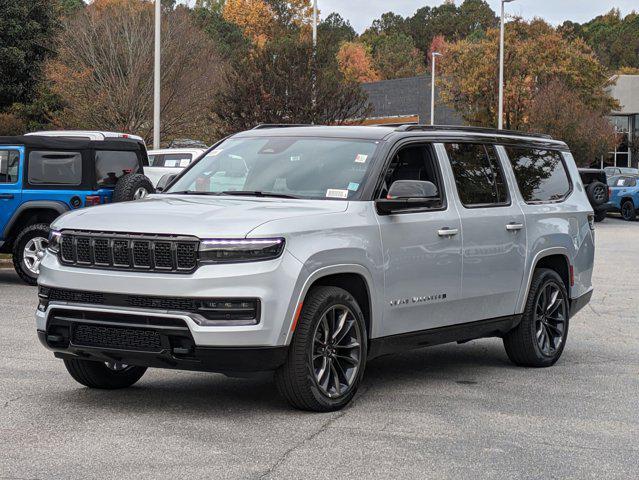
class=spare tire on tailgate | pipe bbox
[586,181,608,206]
[112,173,155,202]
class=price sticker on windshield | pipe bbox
[326,189,349,199]
[355,154,368,163]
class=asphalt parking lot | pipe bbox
[1,219,638,480]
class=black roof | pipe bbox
[0,135,145,151]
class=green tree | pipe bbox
[372,33,426,80]
[0,0,60,110]
[193,2,249,61]
[317,12,356,60]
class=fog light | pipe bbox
[193,298,260,326]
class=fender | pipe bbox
[2,200,69,239]
[516,246,571,314]
[282,263,376,345]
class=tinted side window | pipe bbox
[95,150,139,186]
[445,143,509,207]
[0,150,20,183]
[28,151,82,185]
[505,147,571,203]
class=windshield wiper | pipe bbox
[166,191,223,195]
[221,191,301,199]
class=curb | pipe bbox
[0,258,13,268]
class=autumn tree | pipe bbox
[222,0,275,46]
[317,13,356,60]
[528,80,617,167]
[47,0,225,144]
[211,34,371,135]
[439,18,616,130]
[337,42,379,83]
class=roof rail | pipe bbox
[395,124,553,140]
[252,124,313,130]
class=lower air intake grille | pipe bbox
[72,324,163,352]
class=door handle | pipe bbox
[438,228,459,237]
[0,193,14,200]
[506,222,524,231]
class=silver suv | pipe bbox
[36,125,595,411]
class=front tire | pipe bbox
[621,200,636,221]
[503,268,569,367]
[12,223,50,285]
[63,358,147,389]
[275,286,367,412]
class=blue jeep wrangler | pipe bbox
[0,135,153,284]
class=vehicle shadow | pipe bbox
[51,340,511,417]
[0,267,24,286]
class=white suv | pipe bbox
[36,125,595,411]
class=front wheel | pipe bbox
[621,200,636,221]
[503,268,569,367]
[64,358,147,389]
[275,286,367,412]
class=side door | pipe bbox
[0,147,24,239]
[376,141,463,337]
[440,142,526,321]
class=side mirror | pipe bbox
[376,180,440,215]
[156,173,177,192]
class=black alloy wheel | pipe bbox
[311,304,363,399]
[621,200,636,221]
[534,281,568,357]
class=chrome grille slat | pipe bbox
[58,231,199,273]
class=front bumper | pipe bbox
[37,330,287,373]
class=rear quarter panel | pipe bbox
[500,149,594,311]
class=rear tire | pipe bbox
[275,286,367,412]
[621,200,636,221]
[63,358,147,389]
[12,223,50,285]
[503,268,569,367]
[594,210,606,222]
[586,181,608,206]
[112,173,155,202]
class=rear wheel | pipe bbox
[63,358,147,389]
[503,268,569,367]
[586,181,608,207]
[12,223,50,285]
[112,173,155,202]
[621,200,636,221]
[275,286,367,412]
[594,210,606,222]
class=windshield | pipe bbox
[167,136,379,200]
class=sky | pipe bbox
[317,0,638,32]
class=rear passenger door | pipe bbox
[0,147,23,236]
[441,142,526,321]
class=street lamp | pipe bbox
[153,0,161,149]
[498,0,516,130]
[431,52,442,126]
[312,0,318,110]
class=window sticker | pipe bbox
[290,155,301,162]
[347,182,360,191]
[179,158,190,167]
[165,159,178,167]
[617,179,624,186]
[209,149,223,156]
[355,154,368,163]
[326,188,349,199]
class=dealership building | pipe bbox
[604,75,639,169]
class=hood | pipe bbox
[53,194,348,238]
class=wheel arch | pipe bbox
[285,264,375,345]
[2,201,68,245]
[517,248,572,314]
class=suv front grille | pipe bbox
[59,231,199,273]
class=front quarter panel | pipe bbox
[248,201,385,342]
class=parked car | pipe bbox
[578,168,610,222]
[604,166,639,177]
[607,175,639,221]
[144,148,205,187]
[36,125,594,412]
[0,133,153,284]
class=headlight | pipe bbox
[47,230,62,254]
[199,238,285,264]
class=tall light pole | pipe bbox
[498,0,516,130]
[311,0,318,111]
[430,52,442,126]
[153,0,161,149]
